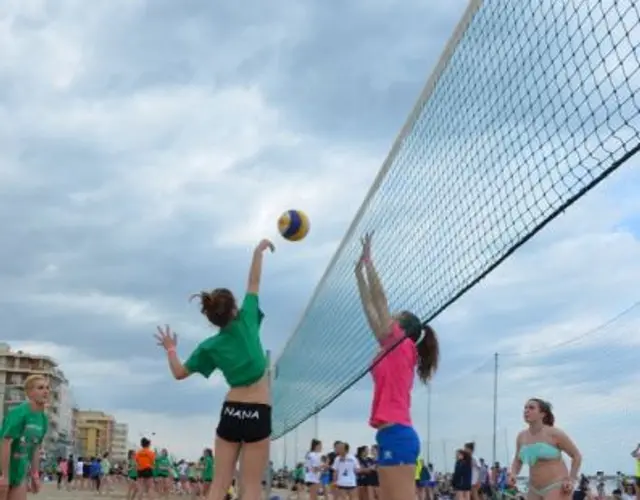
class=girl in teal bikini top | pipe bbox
[519,442,562,466]
[511,398,582,498]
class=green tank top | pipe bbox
[185,293,267,387]
[188,465,196,479]
[128,459,137,479]
[202,456,214,481]
[156,455,170,476]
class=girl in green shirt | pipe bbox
[154,449,171,498]
[126,450,138,500]
[187,462,198,497]
[101,452,112,494]
[202,448,214,498]
[155,238,274,500]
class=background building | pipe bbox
[0,343,74,457]
[111,422,129,462]
[76,410,114,457]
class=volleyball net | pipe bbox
[271,301,640,474]
[270,0,640,439]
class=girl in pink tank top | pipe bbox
[354,232,440,500]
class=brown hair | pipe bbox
[310,439,321,452]
[529,398,555,426]
[398,311,439,383]
[456,448,472,464]
[190,288,237,328]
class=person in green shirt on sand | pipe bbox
[101,452,112,493]
[202,448,215,498]
[154,449,171,498]
[155,238,274,500]
[188,462,197,486]
[0,374,49,500]
[126,450,138,500]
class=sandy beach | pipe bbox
[29,483,289,500]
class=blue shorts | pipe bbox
[375,424,420,466]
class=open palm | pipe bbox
[154,325,177,351]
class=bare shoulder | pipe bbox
[547,426,571,444]
[548,426,567,438]
[515,429,528,444]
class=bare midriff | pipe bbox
[529,458,568,492]
[225,371,270,405]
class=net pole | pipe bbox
[294,426,299,467]
[313,407,319,438]
[283,424,288,468]
[491,352,498,466]
[271,0,484,370]
[442,439,448,474]
[265,349,272,500]
[503,427,510,466]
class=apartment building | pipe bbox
[111,422,129,461]
[76,410,114,458]
[0,343,74,456]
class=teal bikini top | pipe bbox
[519,442,561,466]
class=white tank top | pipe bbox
[333,455,360,488]
[304,452,322,484]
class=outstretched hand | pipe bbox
[360,231,374,261]
[255,238,275,253]
[155,325,177,351]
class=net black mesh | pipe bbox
[270,0,640,439]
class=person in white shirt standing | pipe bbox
[464,443,480,500]
[304,439,324,500]
[332,443,360,500]
[74,459,84,492]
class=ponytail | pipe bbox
[397,311,439,383]
[416,324,439,383]
[541,403,555,426]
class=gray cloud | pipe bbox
[4,0,640,473]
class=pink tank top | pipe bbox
[369,322,417,428]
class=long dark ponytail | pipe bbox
[398,311,439,383]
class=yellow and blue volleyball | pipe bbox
[277,210,310,241]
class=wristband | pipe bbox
[30,470,39,479]
[167,347,176,354]
[361,256,371,264]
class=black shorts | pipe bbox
[369,472,379,487]
[137,468,153,479]
[82,471,90,479]
[338,485,356,490]
[216,401,272,443]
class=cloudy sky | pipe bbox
[3,0,640,476]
